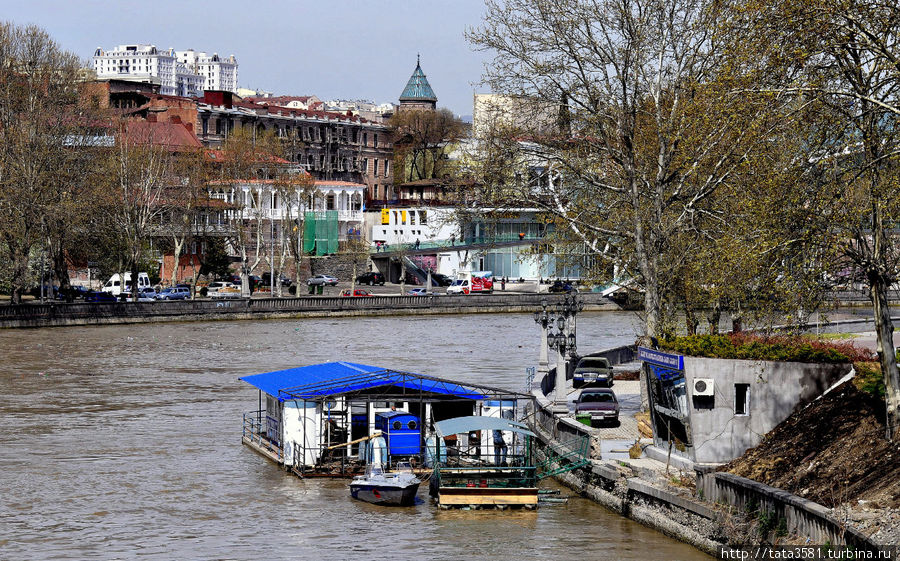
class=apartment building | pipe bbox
[176,49,238,93]
[93,44,238,97]
[197,91,393,205]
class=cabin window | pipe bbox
[393,421,402,430]
[735,384,750,415]
[407,420,417,430]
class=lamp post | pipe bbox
[542,294,583,414]
[557,294,585,362]
[532,298,551,376]
[548,329,577,413]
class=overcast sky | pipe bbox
[5,1,493,117]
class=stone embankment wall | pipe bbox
[0,293,616,329]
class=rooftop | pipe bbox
[399,56,437,103]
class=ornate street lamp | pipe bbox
[544,294,584,414]
[532,298,553,375]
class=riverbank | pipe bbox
[0,292,620,329]
[529,342,891,557]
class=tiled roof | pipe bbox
[123,120,202,151]
[399,57,437,102]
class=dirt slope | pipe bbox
[723,382,900,508]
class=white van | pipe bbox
[102,272,150,296]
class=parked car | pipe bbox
[340,289,373,297]
[210,282,242,299]
[407,288,428,296]
[574,388,620,426]
[207,281,232,294]
[429,273,453,287]
[261,272,292,287]
[307,274,338,286]
[355,272,385,286]
[57,285,89,301]
[84,290,117,303]
[573,356,614,388]
[548,280,577,293]
[156,287,191,300]
[135,287,158,302]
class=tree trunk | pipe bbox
[707,306,721,335]
[731,314,743,333]
[9,249,29,305]
[684,303,699,336]
[171,238,184,287]
[51,242,70,291]
[870,275,900,440]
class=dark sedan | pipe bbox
[574,388,620,426]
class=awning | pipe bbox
[240,361,488,402]
[434,415,536,438]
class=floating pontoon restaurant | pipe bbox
[240,362,531,477]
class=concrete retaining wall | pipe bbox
[0,292,616,329]
[682,357,851,464]
[696,471,879,551]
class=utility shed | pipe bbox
[239,361,529,476]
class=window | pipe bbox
[363,158,368,174]
[373,160,378,176]
[384,160,390,177]
[392,421,402,430]
[735,384,750,415]
[373,185,379,198]
[374,133,378,147]
[363,132,368,146]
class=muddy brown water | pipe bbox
[0,312,711,560]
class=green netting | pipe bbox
[303,211,339,256]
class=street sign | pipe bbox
[638,347,684,370]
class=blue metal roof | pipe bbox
[240,361,486,402]
[399,58,437,102]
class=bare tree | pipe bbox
[0,22,90,303]
[467,0,795,337]
[103,121,178,300]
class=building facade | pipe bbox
[93,44,238,97]
[196,91,393,205]
[176,50,238,93]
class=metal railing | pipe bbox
[242,409,283,463]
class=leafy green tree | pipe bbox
[722,0,900,438]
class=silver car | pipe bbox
[306,275,338,286]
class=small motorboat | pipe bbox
[350,462,421,506]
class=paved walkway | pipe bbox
[564,380,642,441]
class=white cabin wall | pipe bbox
[282,400,320,467]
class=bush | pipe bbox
[659,333,876,363]
[853,361,886,397]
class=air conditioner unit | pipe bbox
[693,378,715,396]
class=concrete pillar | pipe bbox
[538,324,549,375]
[553,346,568,414]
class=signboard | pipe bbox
[381,209,389,225]
[638,347,684,370]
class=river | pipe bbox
[0,311,711,560]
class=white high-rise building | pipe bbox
[176,50,238,93]
[93,44,238,97]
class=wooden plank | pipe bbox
[438,488,539,505]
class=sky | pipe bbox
[4,0,494,117]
